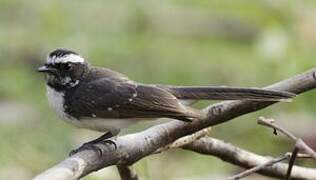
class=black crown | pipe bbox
[49,48,78,58]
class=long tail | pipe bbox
[160,86,296,101]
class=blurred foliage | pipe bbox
[0,0,316,179]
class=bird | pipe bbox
[38,48,295,155]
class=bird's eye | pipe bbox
[64,63,72,70]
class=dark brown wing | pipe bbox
[119,85,204,121]
[66,78,202,121]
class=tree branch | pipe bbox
[183,137,316,179]
[34,68,316,180]
[227,154,289,180]
[154,128,210,154]
[258,117,316,160]
[257,116,316,179]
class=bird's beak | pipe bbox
[38,65,55,74]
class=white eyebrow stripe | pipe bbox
[47,54,85,64]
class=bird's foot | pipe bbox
[69,139,117,157]
[99,139,117,149]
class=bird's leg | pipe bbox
[69,131,117,156]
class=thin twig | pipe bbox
[286,147,299,180]
[258,117,297,140]
[117,165,138,180]
[228,154,289,180]
[258,117,316,161]
[228,151,316,180]
[154,128,210,153]
[184,137,316,179]
[286,152,313,159]
[258,117,316,179]
[296,139,316,160]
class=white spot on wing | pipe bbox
[107,107,113,111]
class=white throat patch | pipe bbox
[46,86,73,121]
[47,54,85,64]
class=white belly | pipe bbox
[70,118,133,132]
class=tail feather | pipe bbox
[166,106,207,122]
[160,86,296,101]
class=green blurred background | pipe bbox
[0,0,316,179]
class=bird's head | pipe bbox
[38,48,88,90]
